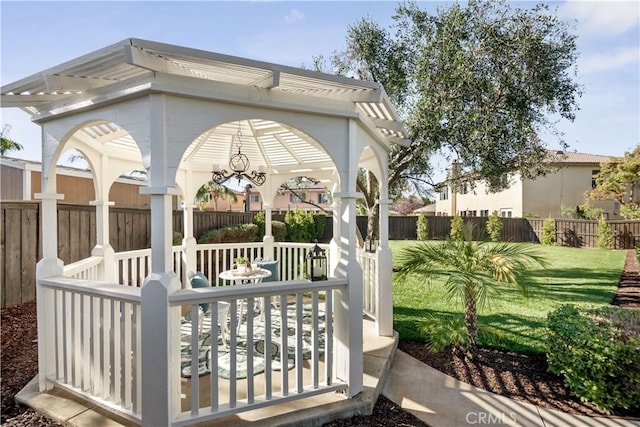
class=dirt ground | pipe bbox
[3,250,639,426]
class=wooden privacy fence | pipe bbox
[1,202,257,307]
[3,201,639,308]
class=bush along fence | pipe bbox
[2,200,639,307]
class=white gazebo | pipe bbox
[1,38,408,426]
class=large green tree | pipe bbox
[0,124,23,155]
[323,0,581,236]
[588,146,640,219]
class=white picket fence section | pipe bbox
[114,246,184,287]
[38,276,142,423]
[357,249,378,319]
[169,278,347,426]
[62,256,103,280]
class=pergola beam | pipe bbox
[251,70,280,89]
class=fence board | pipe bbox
[21,206,38,303]
[4,207,23,307]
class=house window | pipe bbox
[481,210,489,217]
[439,186,449,201]
[318,193,330,204]
[460,182,468,195]
[250,194,260,203]
[592,170,599,188]
[290,193,304,203]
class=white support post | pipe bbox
[332,192,363,397]
[35,192,64,391]
[90,200,116,282]
[182,203,197,275]
[141,272,181,425]
[262,203,274,260]
[376,198,394,337]
[139,94,182,426]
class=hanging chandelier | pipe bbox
[212,123,266,186]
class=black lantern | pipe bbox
[365,234,378,253]
[305,240,327,281]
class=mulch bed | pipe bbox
[2,249,639,426]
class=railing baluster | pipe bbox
[312,291,319,389]
[264,297,272,400]
[280,294,288,396]
[229,299,237,408]
[246,297,254,404]
[326,291,333,386]
[123,302,133,409]
[295,293,303,393]
[210,303,219,412]
[190,305,200,416]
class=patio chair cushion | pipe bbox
[190,272,211,312]
[254,260,279,282]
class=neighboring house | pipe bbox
[434,151,622,219]
[246,182,332,213]
[1,156,164,209]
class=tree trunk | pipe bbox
[367,203,380,239]
[464,283,478,359]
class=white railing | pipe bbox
[114,246,184,287]
[195,243,265,286]
[169,278,347,426]
[357,249,378,319]
[274,242,330,281]
[62,256,103,280]
[38,276,142,424]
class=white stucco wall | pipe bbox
[457,175,523,217]
[522,165,618,219]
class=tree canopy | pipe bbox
[321,0,581,232]
[588,146,640,219]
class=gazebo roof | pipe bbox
[1,38,409,147]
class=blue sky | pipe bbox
[1,1,639,178]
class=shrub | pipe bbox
[596,216,614,250]
[312,214,327,241]
[253,211,265,240]
[284,209,325,242]
[450,215,464,241]
[197,223,257,244]
[418,313,505,353]
[271,220,286,242]
[417,213,429,241]
[541,218,556,245]
[172,231,183,246]
[485,211,503,242]
[546,305,640,413]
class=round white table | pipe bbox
[218,267,272,284]
[218,267,272,332]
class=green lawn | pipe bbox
[390,241,627,354]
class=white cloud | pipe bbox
[559,1,640,37]
[579,46,640,74]
[284,8,304,25]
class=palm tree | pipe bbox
[395,224,545,357]
[0,124,23,155]
[195,181,237,211]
